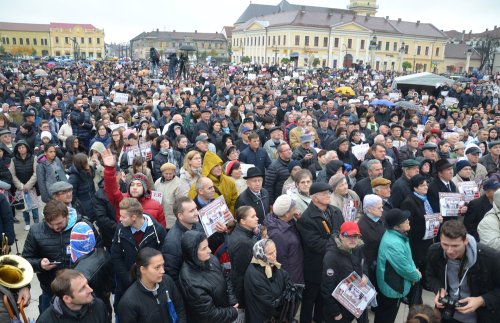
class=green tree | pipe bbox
[209,49,218,57]
[312,58,320,67]
[0,45,5,54]
[415,63,423,72]
[31,48,37,56]
[241,56,251,63]
[402,61,412,71]
[281,57,290,64]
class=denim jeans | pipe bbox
[39,292,53,314]
[23,208,39,225]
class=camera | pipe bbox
[439,295,467,320]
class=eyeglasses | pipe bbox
[341,233,361,239]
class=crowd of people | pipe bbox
[0,58,500,323]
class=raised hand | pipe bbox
[101,148,117,168]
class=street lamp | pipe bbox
[399,41,405,72]
[465,47,473,74]
[369,35,377,69]
[273,46,279,65]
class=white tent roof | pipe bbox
[392,72,455,89]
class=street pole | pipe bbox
[465,48,472,73]
[369,35,377,69]
[399,41,405,72]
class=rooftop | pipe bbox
[0,21,49,32]
[131,30,227,43]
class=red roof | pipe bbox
[50,22,96,30]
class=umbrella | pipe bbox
[456,77,471,83]
[335,86,355,96]
[371,99,395,107]
[395,101,419,111]
[279,283,304,322]
[179,44,196,52]
[33,69,48,77]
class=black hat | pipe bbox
[465,146,481,155]
[390,123,402,130]
[23,111,35,118]
[435,158,453,172]
[318,115,328,123]
[243,167,264,179]
[410,174,428,189]
[489,140,500,149]
[270,126,282,134]
[483,179,500,191]
[243,117,253,124]
[380,121,390,127]
[200,108,211,114]
[403,120,414,128]
[310,182,333,195]
[422,143,438,151]
[385,209,411,228]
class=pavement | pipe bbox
[12,209,435,322]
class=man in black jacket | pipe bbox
[390,159,420,209]
[427,159,467,216]
[353,159,383,202]
[235,167,270,224]
[37,269,108,323]
[464,179,499,241]
[265,143,293,204]
[426,220,500,323]
[296,182,344,323]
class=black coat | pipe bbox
[389,175,413,209]
[321,238,368,322]
[68,164,96,210]
[359,157,395,183]
[12,140,36,187]
[179,234,238,323]
[264,157,291,204]
[463,195,493,241]
[426,242,500,323]
[111,215,166,294]
[296,202,344,284]
[352,177,373,203]
[358,214,385,284]
[400,193,434,270]
[37,297,108,323]
[244,262,290,323]
[117,275,187,323]
[0,194,15,245]
[235,188,270,224]
[94,185,117,251]
[427,178,457,215]
[227,224,255,306]
[479,154,500,176]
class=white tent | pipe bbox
[392,72,455,89]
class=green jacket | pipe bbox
[376,229,420,299]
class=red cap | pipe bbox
[340,221,361,236]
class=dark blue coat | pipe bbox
[239,146,271,173]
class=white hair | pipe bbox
[363,194,383,213]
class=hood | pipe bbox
[326,160,344,178]
[90,141,106,154]
[464,234,478,269]
[264,214,293,233]
[51,295,92,319]
[0,142,12,156]
[419,158,433,173]
[13,140,33,159]
[65,135,78,153]
[166,122,185,137]
[202,151,223,177]
[493,189,500,211]
[181,230,209,269]
[330,234,364,253]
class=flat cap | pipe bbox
[49,181,73,196]
[371,177,392,188]
[401,159,420,168]
[310,182,333,195]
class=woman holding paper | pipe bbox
[321,221,369,323]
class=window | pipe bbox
[347,38,352,49]
[97,52,102,58]
[304,36,309,46]
[89,52,94,58]
[333,59,337,68]
[334,37,339,47]
[55,36,59,44]
[88,37,92,44]
[377,41,382,49]
[273,36,275,46]
[393,42,397,51]
[425,46,429,56]
[283,35,286,46]
[1,37,4,44]
[6,38,9,44]
[97,38,100,44]
[405,45,409,54]
[267,36,270,46]
[81,37,84,44]
[385,42,389,51]
[436,47,440,56]
[417,46,421,55]
[295,35,300,46]
[278,36,281,46]
[360,39,365,49]
[423,63,427,71]
[25,38,29,45]
[323,37,328,47]
[55,51,61,56]
[19,38,23,45]
[314,36,319,47]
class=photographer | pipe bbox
[426,220,500,323]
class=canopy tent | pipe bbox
[392,72,455,89]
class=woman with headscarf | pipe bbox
[329,173,362,222]
[289,169,312,215]
[244,239,291,323]
[179,231,238,323]
[89,141,106,191]
[336,136,360,179]
[154,163,183,230]
[70,222,113,320]
[118,247,186,323]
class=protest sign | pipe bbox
[247,73,256,81]
[341,199,359,222]
[439,192,464,217]
[125,141,152,165]
[92,96,103,104]
[365,92,376,99]
[392,140,404,149]
[150,191,163,204]
[440,91,449,97]
[109,123,128,131]
[113,92,129,104]
[183,87,194,94]
[351,143,369,161]
[239,163,255,177]
[283,76,291,82]
[443,97,459,107]
[332,271,376,318]
[456,181,479,203]
[423,214,441,240]
[297,96,305,103]
[388,93,399,100]
[199,196,234,237]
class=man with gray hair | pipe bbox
[353,159,383,202]
[193,177,215,210]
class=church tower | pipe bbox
[347,0,378,16]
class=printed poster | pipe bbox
[150,191,163,204]
[439,192,465,217]
[113,92,129,104]
[423,213,441,240]
[198,196,234,237]
[351,143,370,161]
[456,182,479,203]
[332,271,376,318]
[125,141,152,165]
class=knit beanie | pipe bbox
[225,160,240,176]
[70,222,96,263]
[129,172,150,198]
[455,160,471,173]
[273,195,295,217]
[288,160,301,172]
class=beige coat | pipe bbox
[58,123,73,146]
[154,176,183,229]
[330,190,363,222]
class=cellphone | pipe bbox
[49,261,61,265]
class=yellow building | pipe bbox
[232,1,448,73]
[0,22,105,59]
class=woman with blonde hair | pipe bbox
[179,150,202,195]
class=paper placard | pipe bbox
[441,91,449,97]
[332,271,377,318]
[297,96,305,103]
[150,191,163,204]
[91,96,103,104]
[388,93,399,100]
[247,73,256,81]
[239,163,255,177]
[284,76,291,82]
[365,92,375,99]
[392,140,404,149]
[352,143,370,161]
[456,181,479,203]
[292,72,299,78]
[109,123,128,131]
[439,192,465,217]
[198,196,235,237]
[443,97,459,107]
[423,213,441,240]
[183,87,193,94]
[113,92,129,104]
[125,141,152,165]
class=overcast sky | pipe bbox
[1,0,498,43]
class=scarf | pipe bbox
[250,257,281,278]
[413,192,434,215]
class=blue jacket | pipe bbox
[239,146,271,173]
[376,229,420,299]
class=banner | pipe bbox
[439,192,465,217]
[109,123,128,131]
[150,191,163,204]
[423,213,441,240]
[91,96,103,104]
[113,92,129,104]
[351,143,370,161]
[456,181,479,203]
[125,141,152,165]
[443,97,459,107]
[198,196,234,237]
[332,271,376,318]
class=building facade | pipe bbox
[130,30,228,61]
[0,22,105,58]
